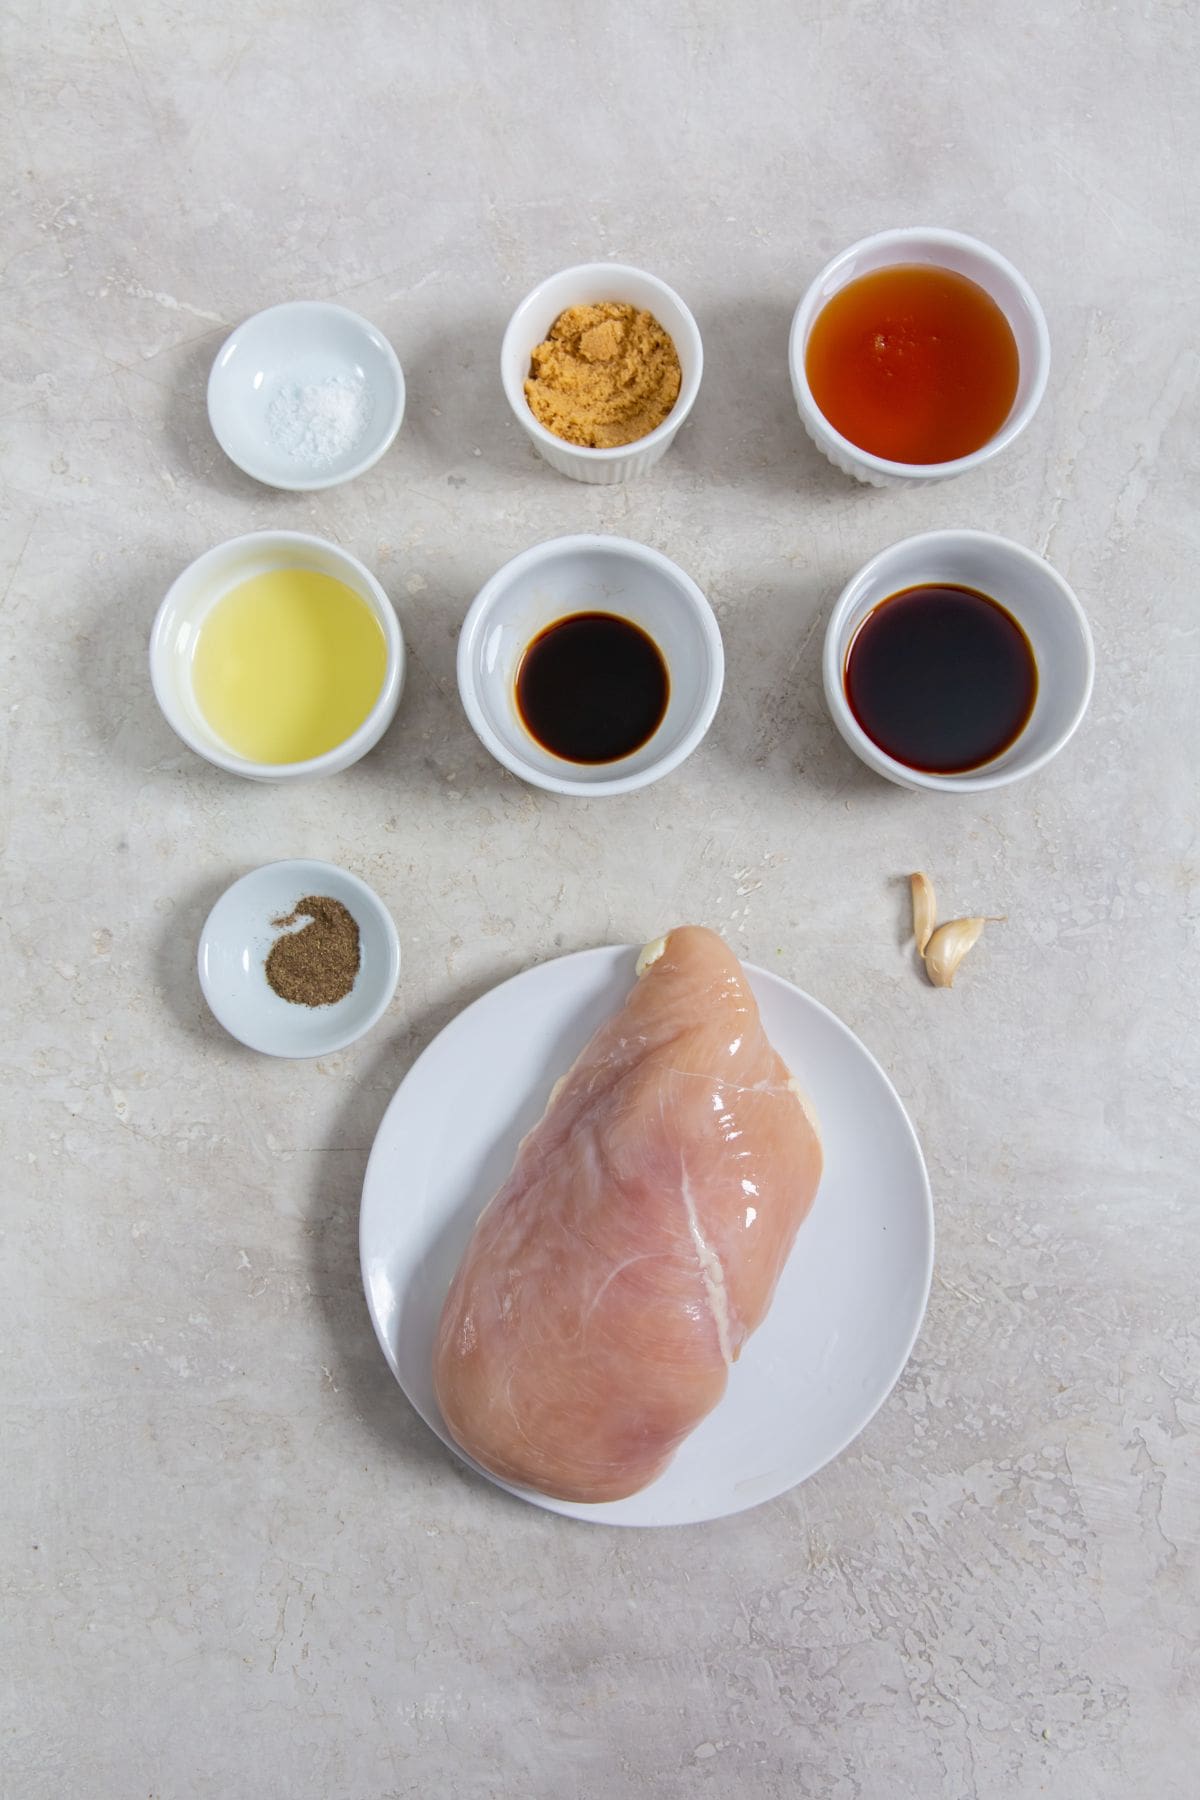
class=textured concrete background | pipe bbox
[2,3,1197,1796]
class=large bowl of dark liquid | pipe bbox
[823,530,1094,793]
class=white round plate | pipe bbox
[207,301,405,491]
[199,859,400,1058]
[360,946,933,1526]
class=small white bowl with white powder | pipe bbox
[207,301,405,490]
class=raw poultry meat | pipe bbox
[432,926,823,1503]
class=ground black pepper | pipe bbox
[265,895,361,1007]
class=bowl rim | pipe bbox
[500,262,704,463]
[206,299,406,492]
[197,857,401,1058]
[789,227,1051,482]
[822,528,1095,794]
[457,532,724,797]
[149,529,405,781]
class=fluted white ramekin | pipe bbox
[501,263,703,484]
[789,228,1050,488]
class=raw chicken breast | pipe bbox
[432,926,823,1503]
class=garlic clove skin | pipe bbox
[923,917,988,988]
[910,872,937,955]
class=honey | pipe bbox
[805,264,1020,464]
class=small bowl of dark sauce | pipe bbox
[823,531,1094,793]
[458,535,724,796]
[516,612,671,765]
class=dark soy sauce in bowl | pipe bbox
[844,583,1038,774]
[515,612,670,764]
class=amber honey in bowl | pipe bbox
[844,583,1037,774]
[805,265,1020,465]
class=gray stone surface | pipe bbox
[2,3,1197,1796]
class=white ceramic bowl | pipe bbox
[150,530,405,783]
[823,530,1094,793]
[501,263,703,484]
[207,301,405,490]
[789,228,1050,487]
[458,535,723,796]
[198,860,400,1058]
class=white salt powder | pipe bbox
[266,373,373,467]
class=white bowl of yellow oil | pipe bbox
[150,531,405,781]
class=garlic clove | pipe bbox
[910,871,936,955]
[924,916,989,988]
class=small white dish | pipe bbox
[198,860,400,1058]
[789,227,1050,487]
[360,944,934,1526]
[501,262,703,485]
[823,529,1095,793]
[149,530,405,783]
[457,534,723,797]
[207,301,405,490]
